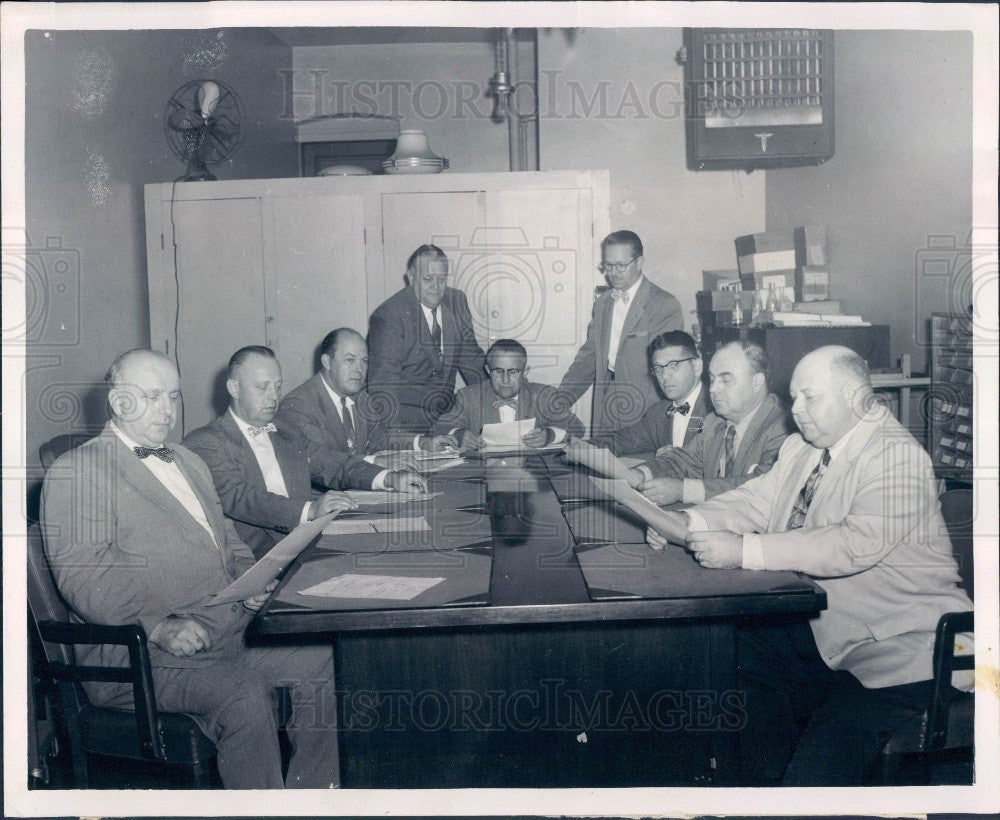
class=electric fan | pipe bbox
[165,80,244,181]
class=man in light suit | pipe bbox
[624,340,790,505]
[589,330,710,456]
[277,328,444,493]
[367,244,487,433]
[41,349,342,789]
[644,346,973,785]
[183,346,357,559]
[430,338,584,448]
[559,230,683,436]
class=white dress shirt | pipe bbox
[671,381,703,448]
[420,303,444,356]
[607,276,644,372]
[320,376,391,490]
[229,409,311,525]
[110,422,218,546]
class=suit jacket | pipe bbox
[430,380,585,439]
[368,285,487,433]
[275,373,393,491]
[645,392,791,497]
[559,277,683,436]
[691,406,972,688]
[183,411,315,559]
[591,383,712,456]
[40,423,256,671]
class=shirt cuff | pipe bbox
[299,502,312,526]
[550,427,566,444]
[742,533,766,570]
[685,508,710,533]
[372,469,390,490]
[682,479,706,504]
[413,435,423,451]
[363,454,377,465]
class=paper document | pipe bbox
[207,511,337,605]
[477,441,565,455]
[345,489,440,505]
[298,573,444,600]
[565,438,634,481]
[419,456,466,473]
[322,516,431,535]
[481,418,536,446]
[588,476,689,545]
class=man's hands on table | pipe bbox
[309,490,358,520]
[419,434,460,452]
[387,469,429,493]
[687,530,743,569]
[374,451,419,471]
[521,426,551,448]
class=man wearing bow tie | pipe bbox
[183,346,359,559]
[558,230,683,436]
[589,330,710,456]
[41,349,342,788]
[430,338,585,448]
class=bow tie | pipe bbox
[666,402,690,416]
[247,422,277,437]
[610,289,631,304]
[133,445,174,463]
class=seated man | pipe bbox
[276,328,448,493]
[430,338,584,449]
[644,346,973,786]
[183,345,358,559]
[624,340,790,506]
[40,349,342,789]
[591,330,710,456]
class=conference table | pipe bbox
[252,451,826,789]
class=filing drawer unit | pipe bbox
[929,313,974,483]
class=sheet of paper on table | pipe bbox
[419,456,467,473]
[322,516,431,535]
[297,572,444,600]
[481,417,536,446]
[345,489,440,505]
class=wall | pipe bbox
[765,29,974,370]
[24,28,296,507]
[536,28,768,323]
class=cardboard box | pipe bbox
[734,232,794,257]
[737,250,798,275]
[796,266,830,301]
[794,225,827,267]
[792,299,842,315]
[698,290,756,312]
[702,268,741,291]
[741,269,797,292]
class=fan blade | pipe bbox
[168,108,203,132]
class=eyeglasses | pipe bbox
[488,367,525,379]
[599,258,637,274]
[651,357,697,376]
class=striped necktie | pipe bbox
[785,449,830,530]
[722,425,737,478]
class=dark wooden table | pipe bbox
[252,455,825,788]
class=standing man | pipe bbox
[430,339,585,448]
[643,346,973,786]
[41,349,341,789]
[183,346,358,559]
[559,230,683,436]
[368,244,487,433]
[590,330,710,456]
[276,328,438,494]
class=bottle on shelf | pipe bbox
[732,295,743,327]
[766,283,779,312]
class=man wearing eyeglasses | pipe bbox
[431,338,584,449]
[590,330,710,456]
[558,230,682,436]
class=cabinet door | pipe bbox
[153,197,267,436]
[264,194,367,393]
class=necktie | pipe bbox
[723,425,737,478]
[341,397,356,449]
[785,449,831,530]
[666,402,690,416]
[246,422,277,437]
[610,289,631,304]
[430,310,444,367]
[133,445,174,463]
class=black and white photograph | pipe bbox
[2,2,998,817]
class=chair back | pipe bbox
[39,434,94,472]
[26,523,76,668]
[939,488,974,600]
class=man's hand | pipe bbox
[243,580,278,613]
[310,490,358,520]
[387,469,428,493]
[459,430,484,450]
[148,616,213,658]
[626,467,645,489]
[419,434,459,452]
[374,451,419,471]
[562,437,586,464]
[521,427,551,448]
[654,444,676,458]
[687,530,743,569]
[646,527,669,550]
[637,477,683,506]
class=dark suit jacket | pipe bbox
[430,380,585,439]
[183,411,315,559]
[591,384,712,456]
[367,285,487,433]
[645,392,791,497]
[559,277,683,436]
[276,373,394,491]
[40,423,256,671]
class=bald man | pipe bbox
[40,349,342,788]
[642,346,973,786]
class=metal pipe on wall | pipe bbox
[506,28,521,171]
